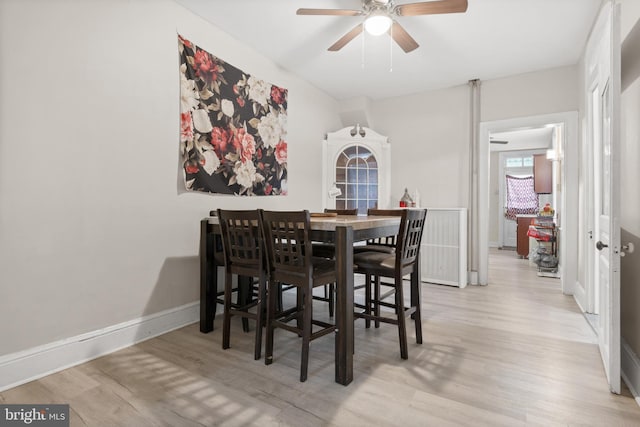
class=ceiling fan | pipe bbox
[297,0,468,53]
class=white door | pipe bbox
[588,1,621,394]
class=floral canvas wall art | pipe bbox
[178,35,288,196]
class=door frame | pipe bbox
[479,112,579,295]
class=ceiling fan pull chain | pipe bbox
[361,22,366,69]
[389,23,393,72]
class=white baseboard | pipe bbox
[622,338,640,407]
[0,302,199,393]
[573,280,586,312]
[468,270,479,285]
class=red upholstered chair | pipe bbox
[353,208,427,359]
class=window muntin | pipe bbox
[505,155,534,168]
[335,145,378,214]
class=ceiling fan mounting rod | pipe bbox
[364,0,395,17]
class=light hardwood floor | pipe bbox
[2,249,640,426]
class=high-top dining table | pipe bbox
[199,214,415,386]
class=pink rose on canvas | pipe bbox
[178,35,192,49]
[194,49,219,83]
[185,159,200,174]
[237,129,256,163]
[270,86,286,105]
[211,127,230,153]
[274,140,287,165]
[180,112,194,143]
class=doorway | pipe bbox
[489,127,554,251]
[478,112,579,296]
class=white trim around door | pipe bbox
[478,112,579,295]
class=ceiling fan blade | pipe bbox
[394,0,468,16]
[328,24,363,51]
[297,8,363,16]
[389,22,419,53]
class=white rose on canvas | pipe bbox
[180,64,199,112]
[234,161,257,189]
[202,150,220,175]
[257,111,282,149]
[247,75,270,106]
[192,109,213,133]
[221,99,235,118]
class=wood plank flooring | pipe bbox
[2,249,640,426]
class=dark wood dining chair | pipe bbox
[311,208,358,317]
[208,210,254,333]
[260,210,336,382]
[311,208,358,258]
[353,208,427,359]
[217,209,268,360]
[351,209,403,326]
[352,208,400,255]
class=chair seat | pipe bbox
[272,257,336,284]
[354,251,395,270]
[314,243,395,259]
[353,244,395,254]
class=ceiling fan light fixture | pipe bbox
[364,12,392,36]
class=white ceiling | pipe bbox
[490,127,553,152]
[174,0,602,100]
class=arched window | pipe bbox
[323,126,390,212]
[335,145,378,214]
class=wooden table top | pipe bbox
[207,214,401,231]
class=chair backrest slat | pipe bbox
[217,209,263,271]
[396,209,428,267]
[325,208,357,215]
[261,210,312,276]
[366,209,403,247]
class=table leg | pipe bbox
[200,220,217,333]
[335,225,354,386]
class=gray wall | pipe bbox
[0,0,341,356]
[368,66,578,210]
